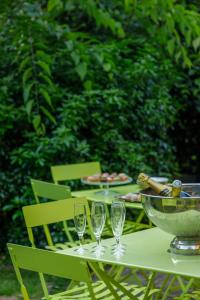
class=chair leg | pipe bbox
[155,273,171,300]
[177,276,194,298]
[143,272,156,300]
[20,284,30,300]
[161,275,177,300]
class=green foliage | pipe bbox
[125,0,200,67]
[0,0,200,251]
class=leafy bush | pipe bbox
[0,0,200,251]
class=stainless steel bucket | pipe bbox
[140,184,200,255]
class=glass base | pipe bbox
[74,246,85,255]
[95,190,120,197]
[111,243,125,250]
[112,243,126,257]
[91,245,105,257]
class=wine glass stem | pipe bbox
[97,236,101,248]
[104,184,109,196]
[79,235,83,249]
[116,237,120,249]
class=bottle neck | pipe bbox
[172,187,181,197]
[171,180,182,197]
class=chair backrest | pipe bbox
[30,179,71,203]
[7,243,91,282]
[51,161,101,184]
[22,197,93,247]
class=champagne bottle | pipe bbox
[137,173,190,197]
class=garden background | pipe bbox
[0,0,200,296]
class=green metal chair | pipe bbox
[51,161,101,184]
[23,196,95,293]
[30,179,79,248]
[30,179,95,246]
[30,179,71,204]
[7,243,158,300]
[23,197,95,250]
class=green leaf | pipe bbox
[37,61,51,76]
[47,0,63,12]
[19,57,30,72]
[23,83,33,102]
[117,27,125,38]
[40,88,53,109]
[185,30,191,46]
[64,0,75,10]
[167,39,175,56]
[39,74,54,87]
[65,40,74,51]
[95,53,104,64]
[103,63,111,72]
[22,68,32,86]
[36,50,52,64]
[76,62,87,80]
[192,37,200,51]
[40,106,56,124]
[175,51,181,62]
[84,80,92,91]
[166,14,175,32]
[71,51,80,65]
[194,78,200,87]
[33,114,41,130]
[124,0,136,13]
[184,57,192,68]
[25,100,34,116]
[12,210,22,221]
[2,204,14,212]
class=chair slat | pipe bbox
[7,243,91,283]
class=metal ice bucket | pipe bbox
[140,184,200,255]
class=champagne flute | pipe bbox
[91,202,106,255]
[111,200,126,256]
[74,203,86,254]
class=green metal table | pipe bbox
[58,228,200,299]
[58,227,200,278]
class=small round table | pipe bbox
[81,177,133,197]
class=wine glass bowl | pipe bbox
[140,184,200,255]
[91,202,106,255]
[74,203,86,254]
[111,200,126,256]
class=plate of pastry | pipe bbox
[118,192,141,202]
[82,173,132,186]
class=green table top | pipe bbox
[72,184,143,209]
[58,227,200,279]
